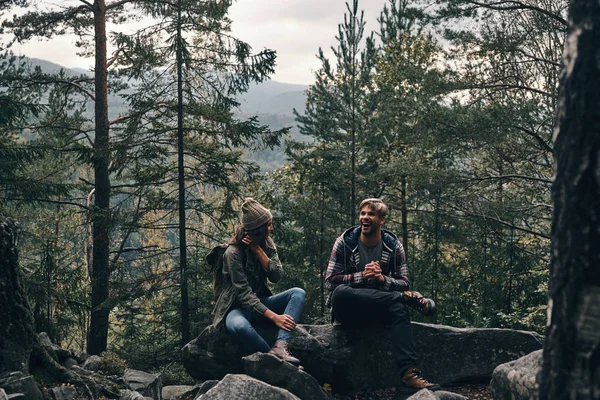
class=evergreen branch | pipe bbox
[0,197,88,209]
[474,83,553,98]
[462,0,567,26]
[77,0,93,8]
[453,208,550,239]
[105,0,136,10]
[109,115,131,125]
[512,48,561,68]
[514,125,553,153]
[467,174,552,184]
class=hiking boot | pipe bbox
[398,367,440,393]
[402,291,436,316]
[268,340,301,366]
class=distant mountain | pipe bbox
[26,58,90,76]
[19,57,312,170]
[238,80,309,116]
[25,57,308,118]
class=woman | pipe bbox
[210,198,305,365]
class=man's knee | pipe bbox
[331,284,353,309]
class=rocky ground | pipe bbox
[333,383,493,399]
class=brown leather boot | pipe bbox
[268,340,301,365]
[399,367,440,393]
[402,291,436,316]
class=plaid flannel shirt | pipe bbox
[325,226,410,306]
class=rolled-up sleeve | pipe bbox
[264,238,284,283]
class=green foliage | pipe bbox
[159,362,196,386]
[100,351,128,376]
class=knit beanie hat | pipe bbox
[241,197,272,230]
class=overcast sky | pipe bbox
[9,0,389,85]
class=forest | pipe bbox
[0,0,566,390]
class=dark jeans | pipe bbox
[225,287,305,353]
[331,285,418,375]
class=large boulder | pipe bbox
[123,369,162,400]
[242,353,332,400]
[0,371,43,400]
[198,374,299,400]
[82,355,101,372]
[183,322,543,391]
[162,385,194,399]
[490,349,541,400]
[403,390,468,400]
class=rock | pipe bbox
[119,390,144,400]
[242,353,332,400]
[123,369,162,400]
[490,349,542,400]
[37,333,72,364]
[82,355,101,372]
[0,371,43,400]
[432,391,469,400]
[49,385,77,400]
[162,385,194,399]
[183,322,543,391]
[61,358,78,369]
[6,394,26,400]
[37,332,54,348]
[70,365,94,376]
[68,350,89,365]
[198,374,299,400]
[0,388,7,400]
[395,389,469,400]
[195,380,219,398]
[404,390,437,400]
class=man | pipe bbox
[325,198,439,393]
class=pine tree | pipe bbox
[540,0,600,396]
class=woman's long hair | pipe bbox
[229,221,271,246]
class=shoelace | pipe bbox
[411,369,428,382]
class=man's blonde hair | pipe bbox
[359,198,388,218]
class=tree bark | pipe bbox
[176,0,190,346]
[88,0,111,356]
[0,218,35,374]
[539,1,600,398]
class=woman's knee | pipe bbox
[290,287,305,300]
[225,313,250,335]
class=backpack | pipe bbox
[206,244,229,301]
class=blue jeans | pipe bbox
[225,287,305,353]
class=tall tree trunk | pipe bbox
[539,1,600,397]
[176,0,190,346]
[400,176,409,259]
[319,180,326,317]
[432,191,440,324]
[88,0,111,355]
[0,218,36,374]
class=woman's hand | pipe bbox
[242,235,259,251]
[266,311,296,331]
[243,235,272,270]
[273,314,296,331]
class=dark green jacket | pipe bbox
[210,237,283,329]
